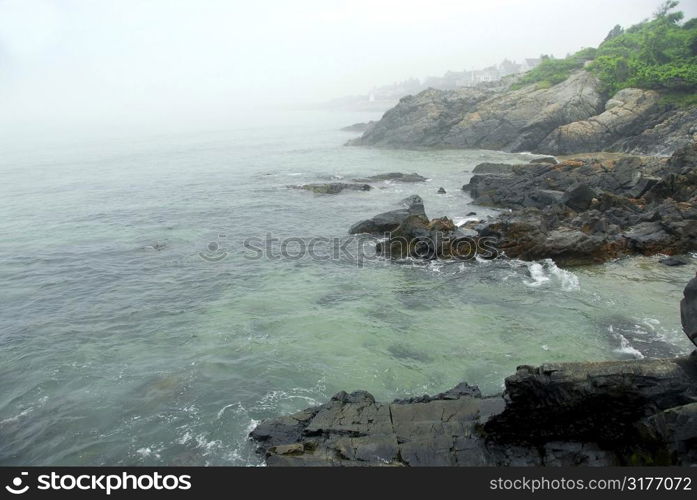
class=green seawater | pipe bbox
[0,110,694,465]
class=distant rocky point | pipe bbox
[348,70,696,156]
[341,121,375,133]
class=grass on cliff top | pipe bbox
[512,1,697,105]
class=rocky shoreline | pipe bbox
[346,70,696,156]
[334,142,696,266]
[250,275,697,466]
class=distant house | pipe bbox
[522,58,542,71]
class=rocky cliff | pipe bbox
[348,71,697,156]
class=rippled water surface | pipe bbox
[1,111,695,465]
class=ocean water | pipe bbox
[0,110,695,466]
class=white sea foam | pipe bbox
[522,260,580,291]
[614,334,645,359]
[523,262,550,287]
[453,216,480,226]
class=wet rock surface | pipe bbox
[250,353,697,466]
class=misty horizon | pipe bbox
[1,0,697,141]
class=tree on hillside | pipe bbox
[604,25,624,42]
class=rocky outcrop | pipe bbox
[538,88,662,154]
[292,183,372,194]
[345,145,696,266]
[341,121,375,133]
[349,71,603,152]
[348,69,696,156]
[461,143,697,266]
[682,273,697,348]
[352,172,427,183]
[609,106,697,156]
[250,353,697,466]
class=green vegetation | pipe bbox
[511,48,597,90]
[512,1,697,104]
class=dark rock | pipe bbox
[400,194,424,209]
[349,209,413,235]
[294,183,372,194]
[437,187,446,194]
[659,256,688,267]
[485,356,697,447]
[349,197,427,235]
[377,214,434,259]
[681,274,697,347]
[637,402,697,465]
[353,172,427,183]
[561,183,596,212]
[251,354,697,466]
[624,222,673,254]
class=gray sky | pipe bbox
[1,0,695,137]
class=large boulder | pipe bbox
[349,195,427,235]
[681,273,697,348]
[561,183,596,211]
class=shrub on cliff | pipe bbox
[511,48,596,90]
[514,1,697,100]
[590,2,697,95]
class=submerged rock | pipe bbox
[437,187,446,194]
[659,256,688,267]
[293,183,372,194]
[250,353,697,466]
